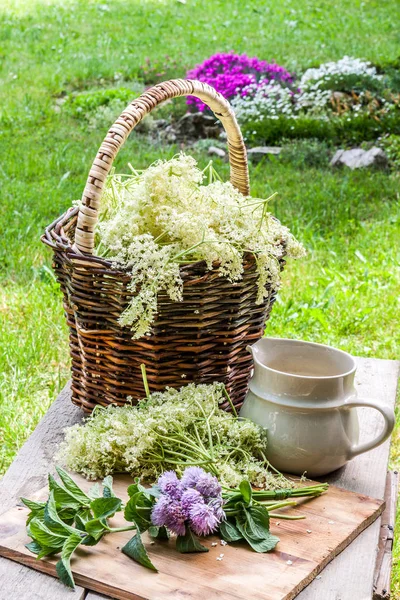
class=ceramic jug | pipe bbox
[240,338,395,477]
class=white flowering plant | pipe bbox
[232,81,299,122]
[299,56,384,94]
[94,153,304,338]
[57,381,292,489]
[232,56,400,139]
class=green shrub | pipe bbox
[379,134,400,169]
[241,112,400,145]
[64,85,143,116]
[279,139,332,169]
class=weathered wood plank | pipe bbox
[296,357,400,600]
[373,471,399,599]
[0,383,86,600]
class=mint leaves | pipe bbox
[56,533,83,588]
[175,526,209,554]
[23,468,329,588]
[219,479,328,553]
[220,480,278,552]
[122,530,157,572]
[24,467,126,589]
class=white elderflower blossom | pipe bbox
[56,382,293,490]
[96,153,305,338]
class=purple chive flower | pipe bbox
[194,472,222,499]
[189,502,219,536]
[208,497,225,521]
[186,52,295,111]
[181,488,204,518]
[151,495,186,536]
[151,467,226,538]
[157,470,183,501]
[151,495,170,527]
[180,466,205,489]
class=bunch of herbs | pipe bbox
[56,381,290,490]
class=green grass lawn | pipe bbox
[1,0,400,591]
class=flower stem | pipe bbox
[222,385,237,417]
[140,363,150,398]
[106,525,137,533]
[269,513,306,520]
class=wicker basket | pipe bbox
[42,79,285,413]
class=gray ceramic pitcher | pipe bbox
[240,338,395,477]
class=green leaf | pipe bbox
[25,540,43,555]
[74,510,99,544]
[124,492,153,532]
[239,528,280,553]
[102,475,116,498]
[127,482,141,498]
[88,483,101,499]
[219,519,243,542]
[74,509,92,531]
[48,475,81,511]
[142,485,161,498]
[176,526,209,553]
[90,497,122,519]
[235,515,280,553]
[239,480,253,505]
[122,530,158,572]
[84,518,107,541]
[148,525,169,540]
[29,519,68,549]
[21,498,46,512]
[26,540,59,559]
[245,506,270,539]
[44,492,78,536]
[127,480,159,499]
[81,534,99,546]
[55,467,91,506]
[55,532,82,589]
[37,546,59,559]
[21,497,46,524]
[57,507,78,525]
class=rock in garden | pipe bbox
[175,112,221,140]
[330,147,388,169]
[247,146,282,162]
[208,146,226,158]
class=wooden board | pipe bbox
[0,357,398,599]
[0,474,384,600]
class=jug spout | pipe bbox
[246,341,263,367]
[246,344,254,357]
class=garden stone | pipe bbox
[331,147,388,169]
[153,118,169,129]
[247,146,282,162]
[159,125,177,143]
[208,146,226,158]
[175,112,221,140]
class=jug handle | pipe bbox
[345,398,395,459]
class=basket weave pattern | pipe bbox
[43,80,285,412]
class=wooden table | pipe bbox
[0,357,398,600]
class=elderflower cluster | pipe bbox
[96,153,305,338]
[56,382,292,490]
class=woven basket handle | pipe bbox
[73,79,249,254]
